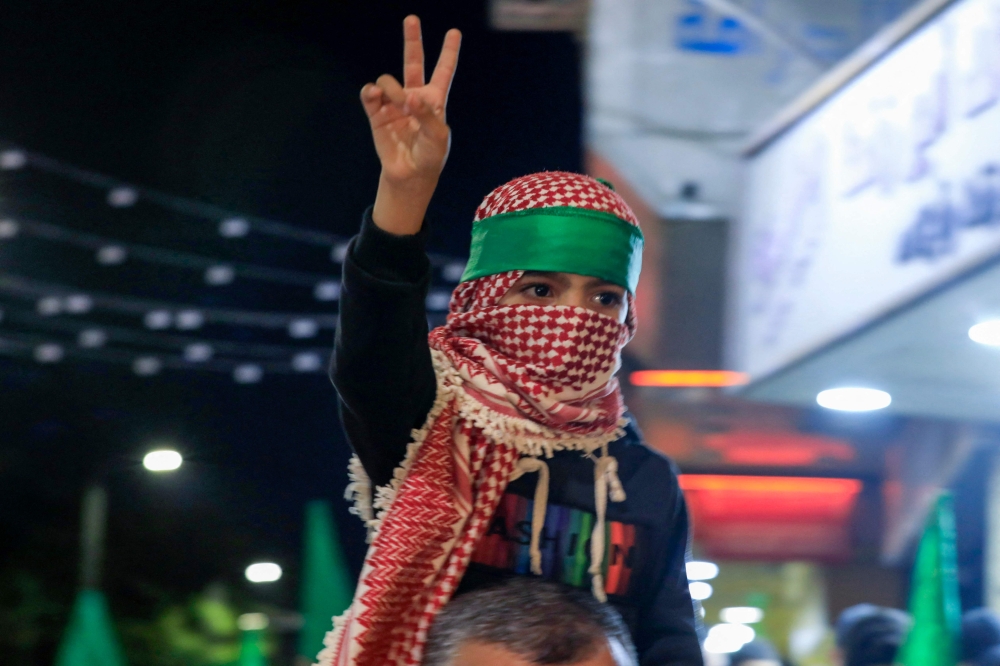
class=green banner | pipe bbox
[897,493,961,666]
[55,590,127,666]
[298,501,355,660]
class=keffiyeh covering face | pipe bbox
[319,172,644,666]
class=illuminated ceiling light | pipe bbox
[107,186,139,208]
[442,262,467,282]
[96,244,127,265]
[629,370,749,388]
[0,218,19,238]
[313,281,342,302]
[143,449,182,472]
[288,318,318,339]
[234,364,263,384]
[292,352,323,372]
[703,623,755,654]
[205,264,235,286]
[245,562,282,583]
[425,291,451,312]
[237,613,269,631]
[720,607,764,624]
[133,356,163,376]
[175,309,204,330]
[219,217,250,238]
[64,294,93,314]
[969,320,1000,347]
[144,310,173,330]
[688,581,713,601]
[0,149,27,170]
[331,242,350,263]
[34,343,64,363]
[36,296,63,316]
[184,343,213,363]
[686,561,719,581]
[816,387,891,412]
[78,328,107,348]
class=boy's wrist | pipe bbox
[372,172,438,236]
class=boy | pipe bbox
[322,16,702,666]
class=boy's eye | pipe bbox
[597,292,623,307]
[524,284,552,298]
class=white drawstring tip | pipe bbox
[591,573,608,603]
[530,552,542,576]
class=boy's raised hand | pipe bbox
[364,16,461,235]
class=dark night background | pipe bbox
[0,1,583,662]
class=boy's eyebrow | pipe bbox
[521,270,571,287]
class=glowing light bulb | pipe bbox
[816,387,891,411]
[245,562,282,583]
[143,449,182,471]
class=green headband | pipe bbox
[460,207,644,293]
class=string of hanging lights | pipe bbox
[0,145,467,382]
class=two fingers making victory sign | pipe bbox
[361,16,462,186]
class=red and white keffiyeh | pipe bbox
[318,172,641,666]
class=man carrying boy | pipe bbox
[323,16,702,666]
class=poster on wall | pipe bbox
[730,0,1000,379]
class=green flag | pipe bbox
[55,590,127,666]
[897,493,961,666]
[239,628,268,666]
[298,501,355,660]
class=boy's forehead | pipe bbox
[520,271,621,288]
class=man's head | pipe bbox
[963,608,1000,664]
[834,604,909,666]
[422,578,636,666]
[729,639,782,666]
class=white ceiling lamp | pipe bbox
[96,244,128,265]
[245,562,282,583]
[720,607,764,624]
[313,281,342,302]
[292,352,323,373]
[703,623,756,654]
[816,387,891,412]
[0,218,19,238]
[969,320,1000,347]
[175,309,205,330]
[205,264,235,286]
[78,328,107,348]
[34,343,64,363]
[686,561,719,581]
[689,581,713,601]
[234,364,263,384]
[183,343,214,363]
[143,449,182,472]
[107,186,139,208]
[133,356,163,377]
[219,217,250,238]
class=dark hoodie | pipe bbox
[329,208,703,666]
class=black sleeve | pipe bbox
[329,207,438,488]
[637,473,704,666]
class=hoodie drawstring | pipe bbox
[510,457,550,575]
[588,444,627,602]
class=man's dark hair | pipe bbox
[963,608,1000,663]
[835,604,909,666]
[423,578,636,665]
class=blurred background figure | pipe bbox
[729,640,782,666]
[833,604,909,666]
[963,608,1000,666]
